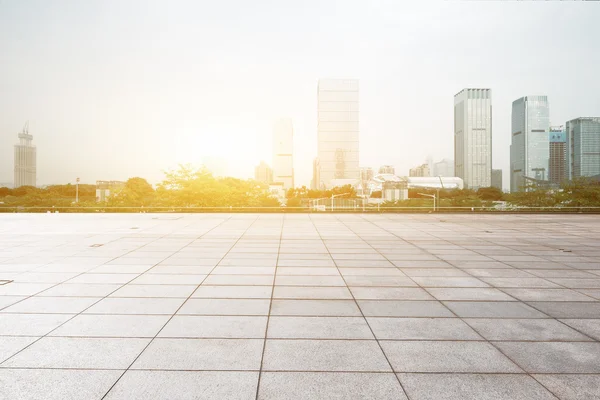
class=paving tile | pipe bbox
[258,372,407,400]
[343,276,417,287]
[532,374,600,400]
[130,274,206,285]
[158,316,267,338]
[503,288,595,302]
[443,301,549,318]
[398,373,556,400]
[380,341,521,372]
[0,336,38,362]
[262,340,391,372]
[528,302,600,318]
[1,296,99,314]
[110,284,197,298]
[270,300,361,316]
[274,275,345,286]
[202,275,274,285]
[0,313,72,336]
[104,370,259,400]
[66,273,139,284]
[560,319,600,340]
[0,369,123,400]
[480,278,560,288]
[401,268,469,277]
[84,297,185,315]
[39,283,122,297]
[3,337,150,368]
[268,317,373,339]
[427,288,514,301]
[465,318,591,341]
[358,300,454,317]
[273,286,352,299]
[0,283,55,296]
[49,314,170,337]
[367,317,481,340]
[350,287,433,300]
[132,338,264,370]
[495,342,600,373]
[178,298,271,315]
[411,277,489,287]
[193,285,272,299]
[0,296,26,310]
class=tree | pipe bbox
[285,197,303,207]
[477,187,504,201]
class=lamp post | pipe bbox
[331,193,348,212]
[76,177,80,203]
[418,192,436,212]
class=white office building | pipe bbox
[317,79,360,188]
[272,118,294,190]
[510,96,550,192]
[454,88,492,190]
[14,122,37,188]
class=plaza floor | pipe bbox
[1,213,600,399]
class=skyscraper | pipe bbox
[510,96,550,192]
[454,89,492,190]
[254,161,273,184]
[491,169,503,191]
[311,158,321,190]
[566,117,600,179]
[317,79,359,188]
[549,126,567,185]
[14,122,36,188]
[272,118,294,190]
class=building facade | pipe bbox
[454,88,492,190]
[272,118,294,190]
[317,79,359,188]
[566,117,600,179]
[549,127,567,185]
[409,163,430,177]
[254,161,273,184]
[96,181,125,202]
[491,169,503,191]
[311,158,321,190]
[13,122,37,188]
[510,96,550,192]
[378,165,395,175]
[433,159,454,177]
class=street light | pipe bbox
[331,193,348,212]
[76,177,80,203]
[418,192,436,212]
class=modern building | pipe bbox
[317,79,359,188]
[272,118,294,190]
[96,181,125,202]
[409,163,430,177]
[566,117,600,179]
[378,165,395,175]
[254,161,273,184]
[360,167,374,183]
[454,88,492,190]
[491,169,503,191]
[549,127,567,185]
[13,122,37,188]
[510,96,550,192]
[311,158,321,190]
[433,159,454,177]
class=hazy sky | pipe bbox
[1,0,599,189]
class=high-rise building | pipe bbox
[510,96,550,192]
[272,118,294,190]
[454,88,492,190]
[317,79,359,188]
[14,122,37,188]
[254,161,273,184]
[378,165,395,175]
[433,159,454,177]
[360,167,374,182]
[566,117,600,179]
[311,158,321,190]
[549,126,567,185]
[409,163,430,177]
[491,169,503,191]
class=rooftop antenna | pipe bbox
[23,121,29,134]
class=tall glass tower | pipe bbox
[14,122,37,188]
[510,96,550,192]
[566,117,600,179]
[272,118,294,190]
[317,79,359,188]
[454,88,492,190]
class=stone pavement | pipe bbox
[1,213,599,399]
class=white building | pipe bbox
[510,96,550,192]
[454,88,492,190]
[433,159,454,177]
[272,118,294,190]
[14,122,37,188]
[317,79,360,188]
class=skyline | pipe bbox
[1,1,599,190]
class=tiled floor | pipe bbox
[1,213,600,399]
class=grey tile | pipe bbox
[49,314,170,337]
[532,374,600,400]
[274,275,345,286]
[203,275,274,285]
[401,268,469,277]
[67,273,139,284]
[0,336,38,362]
[262,340,391,372]
[3,337,150,368]
[1,296,100,314]
[258,372,407,400]
[178,298,271,315]
[132,338,264,370]
[381,341,521,373]
[359,300,454,317]
[193,285,272,299]
[268,317,373,339]
[111,284,197,298]
[104,371,258,400]
[503,288,594,302]
[367,318,481,340]
[339,268,405,276]
[40,283,122,297]
[427,288,514,301]
[270,300,361,316]
[350,287,433,300]
[560,319,600,340]
[343,276,417,287]
[158,316,267,338]
[130,274,206,285]
[398,373,556,400]
[0,369,123,400]
[273,286,352,299]
[84,297,185,315]
[465,318,591,341]
[481,278,560,288]
[0,313,72,336]
[444,301,549,318]
[411,277,489,287]
[529,302,600,318]
[495,342,600,373]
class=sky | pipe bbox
[1,0,599,190]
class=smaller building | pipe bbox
[549,127,567,185]
[96,181,125,202]
[254,161,273,184]
[433,159,454,177]
[382,181,408,202]
[491,169,503,191]
[378,165,395,175]
[360,167,374,182]
[409,164,430,177]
